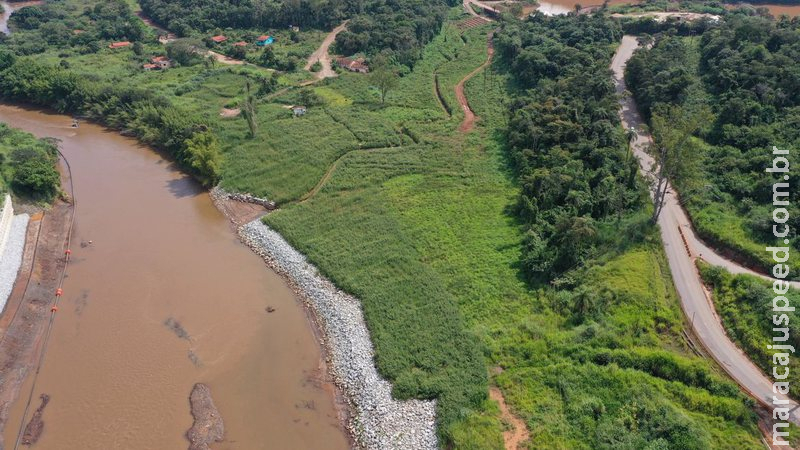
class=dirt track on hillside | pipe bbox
[456,32,494,133]
[305,21,348,80]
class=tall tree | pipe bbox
[369,56,398,105]
[241,80,258,138]
[649,104,712,222]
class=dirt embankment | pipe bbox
[0,199,71,447]
[186,383,224,450]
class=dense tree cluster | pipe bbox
[139,0,454,67]
[0,52,220,186]
[0,124,61,201]
[3,0,146,55]
[497,15,643,281]
[335,0,454,68]
[625,15,800,270]
[139,0,348,34]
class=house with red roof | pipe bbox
[233,41,247,47]
[109,41,132,49]
[150,56,171,69]
[211,35,227,43]
[256,35,274,46]
[336,57,369,74]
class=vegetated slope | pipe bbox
[0,1,784,446]
[624,14,800,276]
[265,11,771,449]
[487,13,771,448]
[699,263,800,395]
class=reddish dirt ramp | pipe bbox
[456,33,495,133]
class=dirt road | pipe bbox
[611,35,800,424]
[305,21,348,80]
[207,50,245,65]
[489,387,529,450]
[456,32,494,133]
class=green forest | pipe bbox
[140,0,456,67]
[1,0,799,447]
[625,14,800,276]
[0,123,61,201]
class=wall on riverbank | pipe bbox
[0,214,29,314]
[0,194,14,259]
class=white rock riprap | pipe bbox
[0,214,29,314]
[239,220,438,450]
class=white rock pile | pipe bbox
[0,214,29,313]
[239,220,438,450]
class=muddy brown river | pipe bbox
[0,105,349,449]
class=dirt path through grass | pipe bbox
[489,387,529,450]
[305,21,348,80]
[456,32,494,133]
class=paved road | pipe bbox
[305,21,348,80]
[612,35,800,424]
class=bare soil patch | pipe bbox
[456,32,495,133]
[219,108,240,118]
[490,387,529,450]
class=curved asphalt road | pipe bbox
[612,35,800,424]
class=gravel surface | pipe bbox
[0,214,29,314]
[239,220,438,450]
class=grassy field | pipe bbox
[258,13,770,448]
[1,2,790,446]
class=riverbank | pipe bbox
[0,198,71,449]
[0,104,350,449]
[209,187,438,449]
[238,220,438,449]
[0,213,29,313]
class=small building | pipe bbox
[256,35,274,46]
[233,41,247,47]
[291,106,307,117]
[211,35,227,43]
[109,41,132,49]
[143,63,158,71]
[336,57,369,74]
[151,56,171,69]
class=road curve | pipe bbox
[612,35,800,424]
[305,21,348,80]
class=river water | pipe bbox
[0,105,349,449]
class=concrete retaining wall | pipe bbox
[0,194,14,259]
